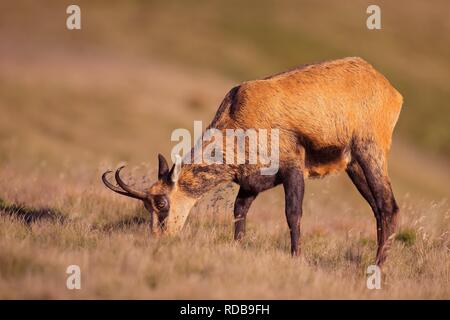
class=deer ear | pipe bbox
[158,154,169,179]
[169,154,182,184]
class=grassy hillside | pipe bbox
[3,0,448,155]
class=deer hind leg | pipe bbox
[346,160,378,211]
[352,140,399,266]
[233,188,257,240]
[346,160,381,247]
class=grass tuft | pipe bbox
[396,228,417,246]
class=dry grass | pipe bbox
[0,164,448,299]
[0,1,449,299]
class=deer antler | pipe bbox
[101,167,147,200]
[114,166,148,199]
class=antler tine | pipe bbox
[102,170,145,200]
[114,166,147,200]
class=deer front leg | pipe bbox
[282,166,305,256]
[233,187,257,241]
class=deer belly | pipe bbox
[304,145,351,179]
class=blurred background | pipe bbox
[1,0,449,164]
[0,0,448,298]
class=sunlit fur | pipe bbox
[150,58,402,251]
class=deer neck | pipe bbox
[177,163,234,199]
[164,163,233,234]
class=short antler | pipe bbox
[101,167,147,200]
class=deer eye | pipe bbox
[153,195,169,211]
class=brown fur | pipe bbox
[176,57,403,263]
[180,57,402,187]
[103,57,403,263]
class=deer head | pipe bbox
[102,154,197,234]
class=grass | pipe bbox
[396,228,417,246]
[1,115,449,296]
[0,0,449,299]
[2,1,450,155]
[0,160,448,298]
[0,197,65,225]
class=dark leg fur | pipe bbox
[233,188,257,240]
[346,160,383,254]
[281,166,305,256]
[351,142,399,266]
[346,160,378,213]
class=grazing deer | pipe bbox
[102,57,403,265]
